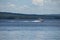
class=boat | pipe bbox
[32,18,44,22]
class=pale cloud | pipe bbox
[19,5,30,11]
[7,2,16,7]
[32,0,44,6]
[9,4,15,7]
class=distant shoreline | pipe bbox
[0,12,60,19]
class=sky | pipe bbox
[0,0,60,14]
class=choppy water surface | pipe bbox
[0,19,60,40]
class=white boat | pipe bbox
[32,18,44,22]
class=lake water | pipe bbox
[0,19,60,40]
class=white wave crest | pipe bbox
[23,20,43,22]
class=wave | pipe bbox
[23,20,42,22]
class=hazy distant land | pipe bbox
[0,12,60,19]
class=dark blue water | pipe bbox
[0,19,60,40]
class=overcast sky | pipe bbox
[0,0,60,14]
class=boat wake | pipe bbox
[23,19,44,22]
[0,19,44,23]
